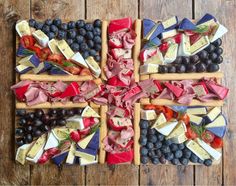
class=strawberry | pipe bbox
[70,130,81,142]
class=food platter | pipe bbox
[13,14,229,167]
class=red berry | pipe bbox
[70,131,81,142]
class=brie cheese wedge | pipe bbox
[164,43,178,63]
[85,56,101,78]
[166,121,187,144]
[189,114,203,126]
[190,36,210,55]
[141,110,157,120]
[178,34,191,56]
[81,106,100,118]
[186,107,207,115]
[44,132,59,150]
[16,143,32,165]
[205,107,221,122]
[151,113,167,129]
[57,39,75,59]
[66,116,85,130]
[186,140,211,160]
[154,119,179,136]
[71,52,88,68]
[77,132,96,149]
[140,64,159,75]
[48,39,61,54]
[32,30,49,48]
[15,20,31,37]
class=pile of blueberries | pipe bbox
[28,18,102,62]
[139,119,213,166]
[15,108,83,146]
[158,38,223,73]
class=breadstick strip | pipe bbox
[101,20,108,81]
[151,99,224,106]
[134,103,141,165]
[16,102,88,109]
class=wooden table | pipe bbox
[0,0,235,185]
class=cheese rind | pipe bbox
[166,121,187,144]
[77,132,96,149]
[188,114,203,126]
[15,143,32,165]
[16,20,31,37]
[186,140,211,160]
[44,132,59,150]
[178,34,191,56]
[32,30,49,48]
[81,106,100,118]
[154,119,179,136]
[205,107,221,122]
[151,113,167,129]
[186,107,207,115]
[57,39,75,59]
[161,29,178,40]
[140,64,159,75]
[71,52,88,68]
[66,143,76,164]
[66,116,85,130]
[85,56,101,78]
[141,110,157,120]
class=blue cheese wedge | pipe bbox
[66,143,76,164]
[48,39,61,54]
[81,106,100,118]
[71,52,88,68]
[178,34,191,56]
[151,113,166,129]
[205,107,221,122]
[154,119,179,136]
[189,114,203,126]
[77,132,96,149]
[140,64,159,75]
[66,116,85,130]
[166,121,187,144]
[186,107,207,115]
[26,134,47,163]
[79,156,98,166]
[85,56,101,78]
[162,16,178,30]
[15,20,31,37]
[186,140,211,160]
[211,24,228,42]
[15,143,32,165]
[57,39,75,59]
[44,132,59,150]
[32,30,49,48]
[161,29,177,40]
[141,110,157,120]
[197,138,222,160]
[164,43,178,63]
[190,36,210,55]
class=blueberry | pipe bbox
[68,21,76,29]
[183,148,192,159]
[82,51,90,59]
[159,156,166,164]
[29,19,36,27]
[33,119,43,127]
[67,29,77,39]
[79,28,86,36]
[76,20,85,28]
[164,139,172,146]
[151,157,160,164]
[180,157,189,165]
[66,109,75,116]
[156,133,164,141]
[19,118,27,126]
[161,145,170,154]
[94,44,102,52]
[50,25,59,34]
[190,154,198,163]
[94,19,102,28]
[207,63,219,72]
[165,152,174,161]
[146,142,154,149]
[168,66,176,73]
[204,159,212,166]
[60,23,68,30]
[53,18,62,26]
[174,56,183,64]
[49,119,57,127]
[42,24,50,34]
[198,158,204,164]
[154,141,162,149]
[148,135,157,143]
[70,43,80,51]
[140,120,149,129]
[15,128,24,136]
[141,129,147,136]
[66,39,74,45]
[56,119,66,126]
[25,133,33,143]
[35,109,44,118]
[182,56,190,65]
[85,23,93,31]
[93,27,101,36]
[215,47,223,56]
[141,156,149,164]
[186,64,196,73]
[47,32,55,40]
[35,22,44,30]
[214,56,223,64]
[158,65,168,73]
[198,50,209,60]
[93,36,101,44]
[57,30,67,40]
[139,135,148,146]
[196,62,207,72]
[33,130,42,137]
[209,53,218,61]
[213,38,222,47]
[26,112,35,121]
[170,143,179,152]
[48,109,57,116]
[16,138,25,146]
[178,143,185,150]
[45,19,53,25]
[190,55,200,64]
[76,35,84,44]
[41,124,50,132]
[148,149,156,157]
[87,40,94,48]
[26,125,33,133]
[16,109,26,116]
[204,59,212,66]
[94,55,101,62]
[174,150,183,158]
[86,31,94,40]
[80,42,88,52]
[171,158,180,165]
[155,149,162,158]
[206,44,216,53]
[140,147,148,156]
[89,49,97,57]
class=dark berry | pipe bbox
[84,23,93,31]
[180,157,189,165]
[33,119,43,127]
[207,63,219,72]
[66,39,74,46]
[206,44,216,53]
[155,149,162,158]
[174,56,183,64]
[141,129,147,136]
[79,28,86,36]
[41,125,50,132]
[94,44,102,52]
[66,109,75,116]
[49,119,57,127]
[198,50,208,60]
[33,130,42,137]
[151,157,160,164]
[182,57,190,65]
[178,143,185,150]
[204,159,212,166]
[67,29,77,39]
[47,32,55,40]
[170,143,178,152]
[171,158,180,165]
[174,150,183,158]
[60,23,68,30]
[50,25,59,34]
[16,109,26,116]
[204,59,212,66]
[165,152,174,161]
[158,65,168,73]
[35,22,44,30]
[198,158,204,164]
[196,62,207,72]
[161,145,170,154]
[76,20,85,28]
[57,119,67,126]
[80,43,88,52]
[168,66,176,73]
[89,49,97,57]
[26,112,35,121]
[45,19,53,25]
[148,149,156,157]
[15,128,24,136]
[213,38,222,47]
[94,19,102,28]
[176,64,186,73]
[94,55,101,62]
[159,156,166,164]
[86,31,94,40]
[146,142,154,149]
[93,27,101,36]
[215,47,223,56]
[82,51,89,59]
[140,120,149,129]
[25,133,33,143]
[154,141,162,149]
[93,36,101,44]
[29,19,36,27]
[190,55,200,64]
[214,56,223,64]
[183,148,192,159]
[71,43,80,51]
[16,138,25,146]
[68,21,76,29]
[139,135,148,146]
[141,156,149,164]
[48,109,57,116]
[53,18,62,26]
[157,133,164,141]
[190,153,198,163]
[57,30,66,40]
[164,139,172,146]
[140,147,148,156]
[19,118,27,126]
[186,64,196,73]
[148,135,157,143]
[76,35,84,44]
[26,125,33,133]
[87,40,94,48]
[209,53,218,61]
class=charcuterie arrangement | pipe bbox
[13,14,229,166]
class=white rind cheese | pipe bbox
[186,140,211,160]
[154,119,179,136]
[189,114,203,126]
[66,116,85,130]
[79,156,98,166]
[48,39,61,54]
[164,43,178,63]
[205,107,221,122]
[32,30,49,48]
[57,39,75,59]
[187,107,207,115]
[140,64,159,75]
[211,24,228,42]
[161,29,178,40]
[166,121,187,144]
[141,110,157,120]
[71,52,88,68]
[190,36,210,55]
[66,143,76,164]
[178,34,191,56]
[44,132,59,150]
[15,143,32,165]
[81,106,100,118]
[15,20,31,37]
[151,113,167,129]
[85,56,101,78]
[205,114,226,128]
[77,132,96,149]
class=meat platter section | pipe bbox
[13,14,229,166]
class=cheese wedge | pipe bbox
[66,143,76,164]
[66,116,85,130]
[32,30,49,48]
[71,52,88,68]
[164,43,178,63]
[154,119,178,136]
[81,106,100,118]
[186,140,211,160]
[151,113,167,128]
[205,107,221,122]
[15,20,31,37]
[178,34,191,56]
[44,132,59,150]
[211,24,228,42]
[85,56,101,78]
[162,16,178,29]
[15,143,32,165]
[52,128,73,141]
[140,64,159,75]
[48,39,61,54]
[74,147,97,161]
[166,121,187,143]
[189,114,203,126]
[187,107,207,115]
[144,52,164,65]
[161,29,177,40]
[77,132,96,149]
[79,156,98,165]
[190,36,210,55]
[141,110,157,120]
[57,39,75,59]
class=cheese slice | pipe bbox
[211,24,228,42]
[74,147,97,161]
[154,119,178,136]
[48,39,61,54]
[32,30,49,48]
[190,36,210,55]
[186,140,211,160]
[44,132,59,150]
[66,116,85,130]
[178,34,191,56]
[16,64,32,74]
[140,64,159,75]
[57,39,75,59]
[81,106,100,118]
[79,156,98,165]
[186,107,207,115]
[66,143,76,164]
[85,56,101,78]
[144,52,164,65]
[197,19,219,41]
[141,110,157,120]
[164,43,178,63]
[52,128,73,141]
[151,113,167,128]
[162,16,178,29]
[71,52,88,68]
[205,115,226,128]
[27,134,47,159]
[161,29,177,40]
[189,114,203,126]
[15,143,32,165]
[77,132,96,149]
[197,138,222,160]
[205,107,221,122]
[15,20,31,37]
[166,121,187,144]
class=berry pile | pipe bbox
[139,119,213,166]
[15,108,83,146]
[28,18,102,62]
[158,38,223,73]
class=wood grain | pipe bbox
[194,1,235,185]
